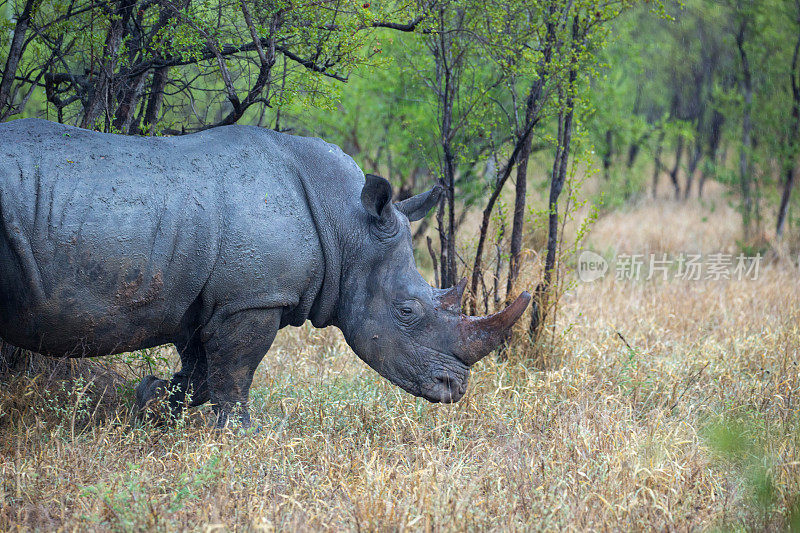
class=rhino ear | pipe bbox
[395,184,443,222]
[361,174,395,222]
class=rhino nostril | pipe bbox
[424,372,466,403]
[434,373,452,386]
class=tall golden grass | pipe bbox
[1,192,799,531]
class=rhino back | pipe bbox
[0,119,323,356]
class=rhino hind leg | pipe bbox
[203,307,281,429]
[135,334,211,421]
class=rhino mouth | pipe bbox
[420,369,469,403]
[411,344,470,404]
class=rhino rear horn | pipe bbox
[438,277,467,312]
[395,184,443,221]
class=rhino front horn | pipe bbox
[456,291,532,366]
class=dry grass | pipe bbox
[588,196,742,255]
[2,191,799,531]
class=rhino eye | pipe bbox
[393,300,423,326]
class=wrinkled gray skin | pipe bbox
[0,119,530,427]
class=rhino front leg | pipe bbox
[203,307,281,429]
[135,334,211,420]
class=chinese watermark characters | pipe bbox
[578,251,761,282]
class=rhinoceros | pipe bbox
[0,118,530,427]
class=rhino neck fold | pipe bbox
[292,157,345,329]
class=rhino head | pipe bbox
[334,174,531,403]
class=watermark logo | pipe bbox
[576,251,762,282]
[578,250,609,282]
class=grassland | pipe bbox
[1,188,799,531]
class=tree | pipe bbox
[1,0,425,132]
[586,0,799,248]
[776,0,800,239]
[732,1,755,236]
[0,0,44,120]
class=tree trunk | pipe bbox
[683,139,703,200]
[530,64,576,340]
[112,72,147,133]
[141,66,170,135]
[438,132,457,289]
[624,135,645,200]
[602,129,613,181]
[446,158,456,288]
[736,21,754,238]
[669,136,684,200]
[777,167,796,238]
[777,23,800,239]
[505,77,542,302]
[652,130,665,199]
[627,139,642,169]
[468,20,555,314]
[432,9,458,290]
[505,141,531,301]
[698,109,725,198]
[0,0,35,119]
[468,94,545,314]
[436,196,448,289]
[81,0,138,130]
